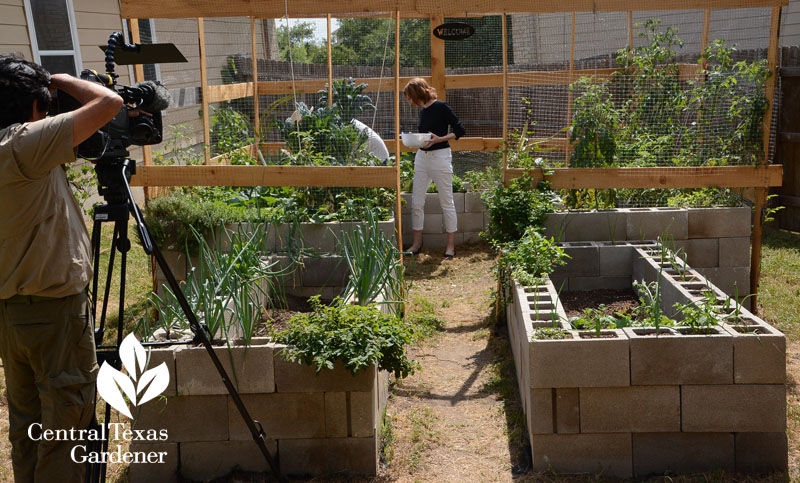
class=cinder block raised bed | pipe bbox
[129,337,389,482]
[507,242,786,477]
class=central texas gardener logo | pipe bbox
[96,334,170,418]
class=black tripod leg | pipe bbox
[121,163,285,481]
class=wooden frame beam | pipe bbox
[120,0,787,19]
[504,166,783,189]
[130,166,398,188]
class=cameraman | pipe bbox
[0,55,122,482]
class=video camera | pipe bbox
[49,31,180,161]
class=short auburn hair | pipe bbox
[403,77,436,105]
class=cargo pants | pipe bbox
[0,290,98,483]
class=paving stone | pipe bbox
[280,437,378,476]
[128,442,179,483]
[722,323,786,384]
[325,392,348,437]
[228,392,325,440]
[626,209,688,241]
[624,327,733,385]
[555,388,580,434]
[735,432,789,473]
[530,433,633,477]
[530,330,629,388]
[632,433,734,476]
[132,395,228,442]
[350,391,375,437]
[180,439,277,481]
[175,341,274,395]
[718,236,751,267]
[681,384,785,432]
[672,238,719,268]
[580,386,680,433]
[688,207,751,238]
[273,352,376,392]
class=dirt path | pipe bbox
[382,244,527,482]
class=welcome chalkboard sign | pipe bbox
[432,22,475,41]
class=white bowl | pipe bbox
[401,132,432,149]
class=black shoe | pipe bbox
[407,243,423,255]
[443,250,455,259]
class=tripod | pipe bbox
[84,157,284,482]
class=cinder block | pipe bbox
[688,207,751,239]
[464,192,485,213]
[452,192,465,213]
[350,391,375,437]
[719,236,751,268]
[128,442,179,483]
[273,353,376,393]
[681,384,785,432]
[695,267,750,298]
[542,212,568,241]
[528,388,554,434]
[598,245,635,277]
[553,243,600,278]
[400,193,412,215]
[280,437,378,476]
[146,347,177,396]
[463,231,482,244]
[556,388,580,434]
[735,432,788,472]
[180,439,277,481]
[457,212,485,233]
[424,192,444,214]
[228,392,325,440]
[723,323,785,384]
[625,327,733,385]
[325,392,348,437]
[422,213,444,233]
[157,249,188,280]
[626,209,688,241]
[530,330,629,388]
[132,395,228,442]
[568,276,631,291]
[672,238,719,268]
[563,211,628,242]
[418,232,463,249]
[580,386,680,433]
[530,433,633,477]
[632,433,734,476]
[299,223,337,253]
[300,256,349,287]
[175,342,275,395]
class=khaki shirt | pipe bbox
[0,113,92,299]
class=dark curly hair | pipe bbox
[0,55,52,129]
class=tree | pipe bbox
[333,18,430,67]
[276,21,327,64]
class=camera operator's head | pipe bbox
[0,55,52,129]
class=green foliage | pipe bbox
[342,208,405,315]
[501,227,568,286]
[533,327,571,340]
[271,297,418,378]
[406,295,445,340]
[65,162,97,215]
[570,305,632,336]
[333,18,430,67]
[317,77,376,123]
[481,175,555,245]
[276,21,327,63]
[632,279,674,330]
[569,78,617,168]
[209,104,257,161]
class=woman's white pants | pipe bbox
[411,148,457,233]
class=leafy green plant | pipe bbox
[317,77,376,122]
[271,296,417,378]
[533,327,571,340]
[569,77,617,168]
[341,208,405,315]
[570,305,632,336]
[500,227,569,287]
[632,279,674,331]
[481,175,555,246]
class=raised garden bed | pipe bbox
[507,241,787,477]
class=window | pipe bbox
[24,0,81,75]
[124,18,161,83]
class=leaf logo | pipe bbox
[96,334,170,419]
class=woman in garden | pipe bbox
[403,77,465,259]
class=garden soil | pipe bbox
[0,243,797,482]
